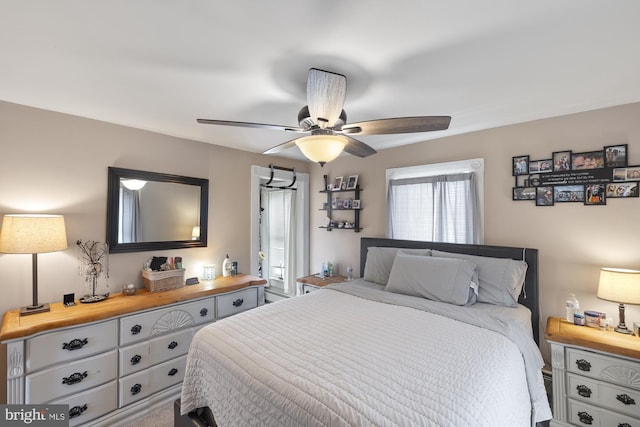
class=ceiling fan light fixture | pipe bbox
[295,135,348,166]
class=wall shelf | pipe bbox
[320,185,362,232]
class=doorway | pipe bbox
[250,165,309,302]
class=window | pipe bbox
[386,158,484,244]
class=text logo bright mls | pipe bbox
[2,405,68,426]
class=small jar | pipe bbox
[203,264,216,280]
[574,312,585,326]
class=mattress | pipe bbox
[181,280,551,426]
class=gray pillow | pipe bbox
[363,247,431,285]
[431,249,527,308]
[384,253,478,306]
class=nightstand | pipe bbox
[296,274,348,295]
[545,316,640,426]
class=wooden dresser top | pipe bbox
[1,274,266,341]
[545,316,640,360]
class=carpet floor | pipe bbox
[123,402,173,427]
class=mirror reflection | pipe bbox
[107,167,208,253]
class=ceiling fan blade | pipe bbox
[343,136,377,158]
[306,68,347,128]
[341,116,451,135]
[197,118,305,133]
[262,138,299,155]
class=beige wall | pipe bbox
[0,100,309,402]
[309,102,640,364]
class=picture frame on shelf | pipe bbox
[332,176,343,191]
[346,175,359,190]
[343,199,352,209]
[352,199,361,209]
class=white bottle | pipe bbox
[346,264,354,281]
[566,293,579,322]
[222,254,232,277]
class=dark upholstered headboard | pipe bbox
[359,238,541,346]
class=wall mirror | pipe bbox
[107,167,209,253]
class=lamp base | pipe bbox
[20,303,50,316]
[615,325,634,335]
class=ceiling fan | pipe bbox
[197,68,451,166]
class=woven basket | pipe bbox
[142,269,185,292]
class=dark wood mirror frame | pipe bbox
[107,167,209,253]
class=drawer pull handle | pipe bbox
[130,383,142,395]
[130,324,142,335]
[577,385,592,398]
[69,404,88,419]
[168,341,178,350]
[62,338,88,351]
[617,393,636,405]
[168,368,178,376]
[130,355,142,365]
[619,423,632,427]
[232,298,244,307]
[200,308,208,317]
[576,359,592,372]
[577,411,593,425]
[62,371,88,385]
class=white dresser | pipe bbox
[1,274,265,426]
[546,316,640,427]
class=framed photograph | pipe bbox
[529,160,553,174]
[626,166,640,181]
[342,199,352,209]
[346,175,359,190]
[553,185,584,203]
[536,186,554,206]
[512,187,536,201]
[352,199,361,209]
[332,176,343,191]
[572,150,605,170]
[613,168,627,181]
[584,184,606,205]
[513,155,529,176]
[552,151,572,172]
[606,182,639,198]
[604,144,627,168]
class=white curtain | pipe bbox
[119,188,142,243]
[387,172,481,244]
[282,189,296,295]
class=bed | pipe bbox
[179,238,552,426]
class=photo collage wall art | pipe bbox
[512,144,639,206]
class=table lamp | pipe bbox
[0,214,68,315]
[597,267,640,334]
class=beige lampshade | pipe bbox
[0,214,68,254]
[597,267,640,304]
[295,135,348,165]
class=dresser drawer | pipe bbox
[119,340,151,376]
[149,328,192,365]
[568,372,640,418]
[569,397,640,427]
[567,348,640,391]
[50,380,118,427]
[217,288,258,319]
[120,298,214,345]
[119,368,151,407]
[26,349,117,403]
[149,354,187,392]
[26,320,117,372]
[301,284,319,294]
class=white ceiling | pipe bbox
[2,1,640,161]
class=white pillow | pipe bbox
[431,250,528,308]
[384,253,478,306]
[363,247,431,285]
